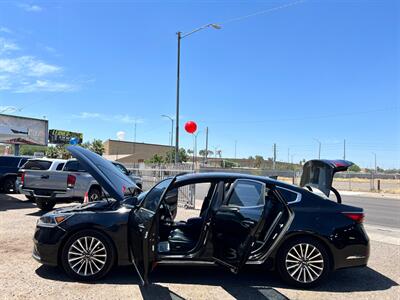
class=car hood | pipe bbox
[67,146,137,202]
[300,159,353,197]
[53,200,111,214]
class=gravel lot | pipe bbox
[0,194,399,300]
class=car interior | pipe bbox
[155,179,286,257]
[157,180,219,254]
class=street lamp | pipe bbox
[313,139,321,159]
[161,114,174,147]
[175,23,221,164]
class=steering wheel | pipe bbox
[161,202,174,222]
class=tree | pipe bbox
[164,148,189,163]
[20,145,47,156]
[199,149,213,157]
[56,145,70,159]
[46,146,59,158]
[90,139,105,155]
[348,164,361,172]
[254,155,264,168]
[81,141,91,149]
[147,154,164,164]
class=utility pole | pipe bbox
[314,139,321,159]
[174,23,221,165]
[273,143,276,170]
[287,148,290,163]
[373,152,377,173]
[132,120,137,164]
[175,31,181,164]
[343,139,346,160]
[205,127,209,164]
[234,140,237,159]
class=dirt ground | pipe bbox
[0,194,399,300]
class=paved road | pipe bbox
[342,195,400,229]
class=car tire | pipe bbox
[277,237,330,288]
[35,198,56,211]
[3,177,16,193]
[25,195,35,202]
[61,230,115,281]
[88,187,102,202]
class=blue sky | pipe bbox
[0,0,399,168]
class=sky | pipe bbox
[0,0,399,169]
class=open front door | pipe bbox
[128,178,173,285]
[211,179,267,273]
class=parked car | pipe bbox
[16,158,66,201]
[33,146,369,288]
[21,158,142,211]
[0,156,29,193]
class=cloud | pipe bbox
[116,131,126,140]
[0,56,61,76]
[73,112,143,124]
[15,80,77,93]
[0,37,20,54]
[0,27,12,34]
[18,3,43,12]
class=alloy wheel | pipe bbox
[285,243,324,283]
[68,236,107,276]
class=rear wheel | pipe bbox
[88,187,102,202]
[25,195,35,202]
[3,177,16,193]
[35,198,56,211]
[61,230,114,281]
[277,237,330,288]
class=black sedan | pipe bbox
[33,146,369,288]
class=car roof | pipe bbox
[174,172,305,193]
[27,158,67,163]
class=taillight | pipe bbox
[343,212,364,223]
[21,172,25,186]
[67,174,76,188]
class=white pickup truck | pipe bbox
[20,158,142,211]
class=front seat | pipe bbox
[168,228,197,253]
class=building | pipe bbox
[103,139,173,164]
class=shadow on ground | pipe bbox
[36,263,398,299]
[0,193,36,212]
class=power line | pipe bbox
[221,0,306,25]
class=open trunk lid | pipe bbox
[300,159,353,197]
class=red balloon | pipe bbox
[184,121,197,134]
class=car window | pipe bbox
[227,180,265,207]
[277,187,300,204]
[63,161,87,172]
[22,160,52,170]
[141,178,172,212]
[0,157,19,167]
[113,162,129,175]
[56,163,65,171]
[18,158,28,168]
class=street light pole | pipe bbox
[174,23,221,165]
[314,139,321,159]
[161,115,174,147]
[175,31,181,164]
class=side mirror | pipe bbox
[123,196,140,207]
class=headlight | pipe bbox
[37,213,73,227]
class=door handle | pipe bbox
[219,206,240,213]
[241,220,255,228]
[41,175,49,179]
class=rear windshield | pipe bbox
[23,160,52,170]
[64,161,87,172]
[0,156,20,167]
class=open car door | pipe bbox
[211,179,269,273]
[300,159,353,203]
[128,178,174,285]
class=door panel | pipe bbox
[128,178,173,285]
[211,179,267,272]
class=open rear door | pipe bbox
[300,159,353,202]
[211,179,268,273]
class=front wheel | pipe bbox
[35,198,56,211]
[277,237,330,288]
[61,230,115,281]
[3,177,16,193]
